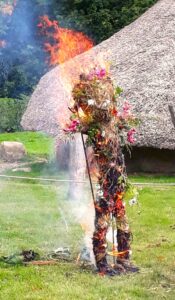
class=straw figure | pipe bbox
[64,67,139,276]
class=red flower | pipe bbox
[111,108,118,116]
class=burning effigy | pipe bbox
[64,67,139,276]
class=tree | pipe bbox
[52,0,158,43]
[0,0,158,100]
[0,0,49,98]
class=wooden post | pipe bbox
[168,105,175,128]
[81,133,96,206]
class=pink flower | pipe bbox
[122,101,131,117]
[95,68,106,79]
[64,119,80,133]
[87,68,106,80]
[87,71,94,80]
[127,128,136,144]
[99,68,106,78]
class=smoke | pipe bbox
[67,134,95,264]
[0,0,94,98]
[0,0,50,46]
[0,0,51,97]
[0,1,96,263]
[47,134,96,264]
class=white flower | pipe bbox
[101,130,106,137]
[101,99,110,108]
[129,250,132,256]
[88,99,95,106]
[129,197,137,206]
[97,190,103,197]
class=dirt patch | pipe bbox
[0,158,47,174]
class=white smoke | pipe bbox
[68,133,95,265]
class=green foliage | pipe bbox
[53,0,158,43]
[115,86,123,97]
[124,180,139,201]
[0,97,28,133]
[0,62,34,98]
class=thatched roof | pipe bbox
[22,0,175,150]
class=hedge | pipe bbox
[0,97,28,133]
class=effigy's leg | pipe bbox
[115,193,139,272]
[115,192,131,259]
[92,207,109,273]
[92,199,119,275]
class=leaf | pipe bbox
[115,86,123,96]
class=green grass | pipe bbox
[0,180,175,299]
[0,131,175,299]
[130,174,175,183]
[0,132,54,158]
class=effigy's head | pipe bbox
[64,66,137,148]
[71,68,115,125]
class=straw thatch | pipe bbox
[21,0,175,150]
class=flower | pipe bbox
[129,197,137,206]
[101,99,110,108]
[101,131,106,137]
[127,128,136,144]
[111,108,118,116]
[64,119,80,133]
[94,68,106,79]
[122,101,131,118]
[87,67,106,80]
[88,99,95,106]
[109,162,115,167]
[97,190,104,197]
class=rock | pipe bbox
[0,141,27,162]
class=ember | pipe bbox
[38,15,93,65]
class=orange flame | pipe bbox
[38,15,93,65]
[0,0,17,16]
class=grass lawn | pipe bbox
[0,179,175,300]
[0,131,175,299]
[0,132,54,158]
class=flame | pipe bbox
[37,17,110,136]
[38,15,93,65]
[0,40,6,48]
[107,250,129,257]
[0,0,17,16]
